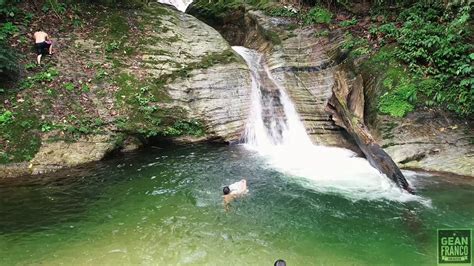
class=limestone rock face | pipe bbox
[30,135,116,175]
[135,5,252,142]
[165,63,252,141]
[376,112,473,177]
[240,11,354,148]
[230,10,473,176]
[2,4,252,177]
[360,52,474,177]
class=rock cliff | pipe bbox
[191,7,473,177]
[0,4,251,177]
[217,10,358,148]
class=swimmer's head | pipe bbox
[223,186,230,195]
[274,259,286,266]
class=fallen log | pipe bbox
[327,70,414,194]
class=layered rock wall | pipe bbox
[242,11,355,148]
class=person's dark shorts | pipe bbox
[35,41,51,55]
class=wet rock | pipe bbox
[238,10,473,177]
[120,136,143,153]
[237,10,357,149]
[328,70,413,192]
[377,112,473,177]
[0,163,31,178]
[30,135,116,174]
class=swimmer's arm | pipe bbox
[223,196,230,212]
[223,194,236,211]
[223,195,231,205]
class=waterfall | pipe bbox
[157,0,193,12]
[233,46,423,203]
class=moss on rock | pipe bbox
[0,98,41,163]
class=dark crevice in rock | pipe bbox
[399,153,426,164]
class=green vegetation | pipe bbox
[378,76,416,117]
[304,6,332,24]
[41,0,67,15]
[106,12,129,39]
[363,47,418,118]
[261,28,281,45]
[105,40,120,52]
[265,6,298,17]
[60,117,106,139]
[0,20,19,81]
[163,120,205,137]
[77,0,150,8]
[194,49,239,69]
[342,34,370,57]
[339,17,357,27]
[194,0,472,117]
[0,110,13,124]
[0,41,17,81]
[96,10,133,55]
[0,99,41,163]
[81,84,90,93]
[368,2,473,116]
[314,29,329,37]
[95,69,108,80]
[0,21,18,38]
[21,68,59,89]
[64,82,75,91]
[192,0,274,18]
[0,0,471,166]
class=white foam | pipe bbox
[233,46,428,204]
[157,0,193,12]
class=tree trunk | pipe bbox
[327,70,414,194]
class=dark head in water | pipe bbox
[223,186,230,195]
[274,259,286,266]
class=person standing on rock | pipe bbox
[33,31,53,65]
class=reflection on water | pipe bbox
[0,144,473,265]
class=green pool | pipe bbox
[1,144,473,265]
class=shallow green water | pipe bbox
[1,144,473,265]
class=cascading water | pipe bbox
[233,46,425,203]
[157,0,193,12]
[234,46,313,149]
